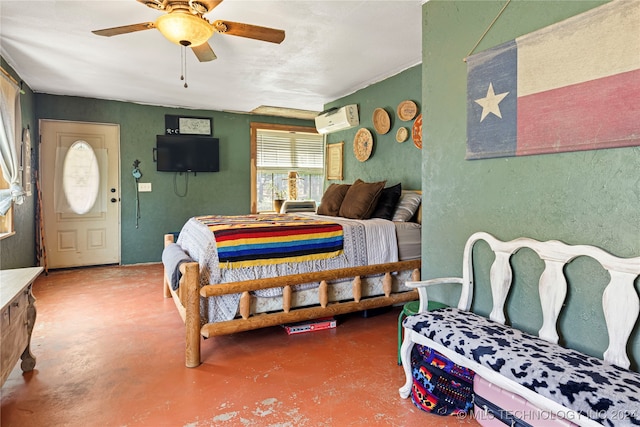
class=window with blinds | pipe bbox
[256,129,324,212]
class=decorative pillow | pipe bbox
[410,344,475,416]
[370,183,402,220]
[317,183,351,216]
[338,179,386,219]
[392,191,422,222]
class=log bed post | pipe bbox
[163,234,202,368]
[182,262,201,368]
[163,234,175,299]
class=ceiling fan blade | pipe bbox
[212,20,285,44]
[196,0,224,13]
[136,0,167,11]
[92,22,155,37]
[191,42,217,62]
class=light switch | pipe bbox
[138,182,152,192]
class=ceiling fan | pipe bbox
[92,0,285,62]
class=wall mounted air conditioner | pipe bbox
[315,104,359,134]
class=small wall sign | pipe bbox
[165,115,213,136]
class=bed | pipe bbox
[163,181,423,367]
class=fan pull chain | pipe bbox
[180,45,188,88]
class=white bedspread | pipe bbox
[305,214,399,265]
[176,214,398,323]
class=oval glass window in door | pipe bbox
[62,140,100,215]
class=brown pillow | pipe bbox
[338,179,386,219]
[317,183,351,216]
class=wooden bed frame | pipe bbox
[163,234,421,367]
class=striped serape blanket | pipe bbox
[195,214,344,268]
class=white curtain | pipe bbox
[0,73,25,215]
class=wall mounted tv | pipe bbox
[155,135,219,172]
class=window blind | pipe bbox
[256,130,324,170]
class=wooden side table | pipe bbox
[1,266,43,386]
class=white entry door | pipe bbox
[40,120,120,268]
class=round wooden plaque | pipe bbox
[354,128,373,162]
[397,100,418,121]
[396,127,408,143]
[372,108,391,134]
[412,114,422,149]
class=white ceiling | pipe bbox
[0,0,422,118]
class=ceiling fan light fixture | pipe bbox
[155,12,213,46]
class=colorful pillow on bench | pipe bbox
[410,344,475,416]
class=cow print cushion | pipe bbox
[403,307,640,426]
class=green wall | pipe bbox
[0,59,36,270]
[422,0,640,369]
[35,95,312,265]
[324,65,422,190]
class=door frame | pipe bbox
[38,119,122,268]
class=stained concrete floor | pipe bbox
[1,264,480,426]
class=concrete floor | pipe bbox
[1,264,480,426]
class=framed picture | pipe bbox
[165,115,212,136]
[326,141,344,180]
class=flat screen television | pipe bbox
[155,135,219,172]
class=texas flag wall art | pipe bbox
[466,0,640,160]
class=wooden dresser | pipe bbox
[1,267,43,386]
